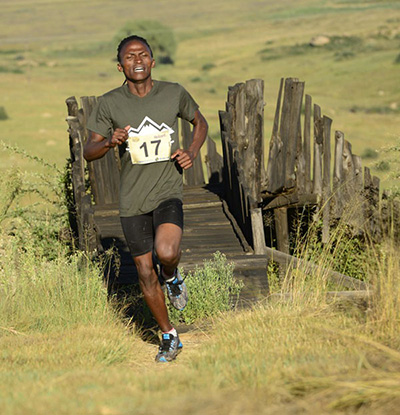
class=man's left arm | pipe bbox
[171,110,208,170]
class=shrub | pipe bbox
[114,20,177,64]
[362,147,378,159]
[202,63,216,71]
[0,106,8,120]
[375,160,390,171]
[168,252,244,325]
[0,142,69,259]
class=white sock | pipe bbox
[162,268,176,282]
[163,328,177,337]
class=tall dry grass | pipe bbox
[1,163,400,414]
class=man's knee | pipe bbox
[156,243,180,267]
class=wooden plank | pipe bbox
[322,116,332,244]
[342,140,355,205]
[283,78,304,190]
[250,207,267,255]
[303,94,312,193]
[333,130,344,218]
[181,119,205,186]
[312,104,323,196]
[266,78,284,193]
[65,96,97,252]
[80,96,120,205]
[274,207,289,254]
[264,192,318,210]
[244,79,264,203]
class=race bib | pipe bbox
[127,130,172,165]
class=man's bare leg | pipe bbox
[133,251,172,333]
[154,223,182,277]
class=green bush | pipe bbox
[362,147,378,159]
[375,160,390,172]
[114,20,177,64]
[0,142,69,259]
[202,63,216,71]
[0,106,8,120]
[0,65,23,74]
[168,252,244,325]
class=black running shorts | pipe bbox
[120,198,184,257]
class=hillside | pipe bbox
[0,0,399,187]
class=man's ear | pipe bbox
[151,59,156,68]
[117,63,123,72]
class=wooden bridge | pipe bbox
[93,182,270,302]
[66,77,400,304]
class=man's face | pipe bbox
[118,40,155,83]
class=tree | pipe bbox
[114,20,177,64]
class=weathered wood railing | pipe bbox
[219,79,267,255]
[66,78,400,267]
[263,77,400,251]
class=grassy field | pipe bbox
[0,0,399,185]
[1,222,400,415]
[1,1,400,414]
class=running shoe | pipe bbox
[163,268,188,311]
[155,332,183,362]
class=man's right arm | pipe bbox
[83,126,130,162]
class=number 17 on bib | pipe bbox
[127,130,172,165]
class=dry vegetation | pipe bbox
[1,1,400,414]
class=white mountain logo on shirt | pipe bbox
[128,116,174,136]
[126,116,174,164]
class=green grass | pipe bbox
[1,2,400,413]
[1,225,400,414]
[0,160,400,413]
[0,0,399,189]
[169,252,243,325]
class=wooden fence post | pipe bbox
[219,79,267,254]
[181,119,205,186]
[266,78,284,194]
[333,130,344,218]
[65,96,97,252]
[312,104,323,197]
[322,116,332,244]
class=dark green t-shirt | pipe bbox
[87,81,199,216]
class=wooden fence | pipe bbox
[219,79,267,255]
[216,76,400,258]
[66,77,400,259]
[262,77,399,252]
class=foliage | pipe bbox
[168,252,244,325]
[114,20,177,64]
[0,65,24,74]
[289,210,370,282]
[0,106,8,120]
[375,160,391,171]
[259,35,366,61]
[201,62,216,71]
[361,147,379,159]
[0,142,70,259]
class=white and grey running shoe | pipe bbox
[163,268,188,311]
[155,332,183,362]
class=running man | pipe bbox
[83,35,208,362]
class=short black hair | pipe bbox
[117,35,153,63]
